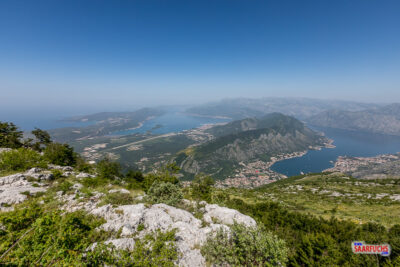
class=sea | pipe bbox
[270,126,400,176]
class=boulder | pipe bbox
[105,238,135,250]
[203,204,256,227]
[76,172,94,179]
[108,188,130,194]
[25,167,42,176]
[63,171,74,177]
[88,202,249,267]
[72,183,83,191]
[0,173,47,210]
[24,168,54,181]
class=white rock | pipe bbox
[25,167,42,176]
[72,183,83,190]
[87,202,252,267]
[108,188,130,194]
[24,168,54,181]
[62,166,74,172]
[76,172,94,179]
[63,172,74,177]
[91,204,146,236]
[67,199,256,267]
[0,148,11,153]
[0,173,47,210]
[105,238,135,250]
[203,204,256,227]
[135,195,144,201]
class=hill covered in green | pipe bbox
[176,113,329,179]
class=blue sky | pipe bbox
[1,0,400,112]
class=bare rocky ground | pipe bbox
[58,188,256,267]
[1,167,257,266]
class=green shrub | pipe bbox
[43,143,77,166]
[82,177,109,188]
[96,158,122,180]
[0,148,47,171]
[126,170,144,182]
[30,128,52,151]
[0,206,108,265]
[125,170,145,189]
[191,174,214,201]
[101,192,134,206]
[0,121,23,148]
[201,223,288,266]
[75,155,94,172]
[142,173,179,193]
[57,181,73,193]
[147,181,183,206]
[51,169,63,179]
[295,232,341,266]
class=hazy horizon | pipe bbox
[1,0,400,111]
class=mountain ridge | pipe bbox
[176,113,328,180]
[307,103,400,136]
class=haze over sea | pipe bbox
[0,108,97,131]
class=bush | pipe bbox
[147,181,183,206]
[75,155,93,173]
[51,169,63,179]
[102,192,134,206]
[0,148,47,171]
[56,181,73,193]
[201,223,288,266]
[43,143,77,166]
[0,205,108,265]
[30,128,52,151]
[96,158,122,180]
[191,174,214,201]
[81,177,109,188]
[0,121,23,148]
[125,170,145,190]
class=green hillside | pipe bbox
[177,113,328,179]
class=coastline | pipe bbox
[216,139,336,188]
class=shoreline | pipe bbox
[216,139,336,188]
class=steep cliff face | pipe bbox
[176,113,328,179]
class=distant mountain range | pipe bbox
[186,97,400,136]
[175,113,328,179]
[307,103,400,136]
[185,97,381,120]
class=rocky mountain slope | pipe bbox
[1,146,399,266]
[176,113,329,179]
[186,97,380,120]
[306,103,400,136]
[0,164,259,266]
